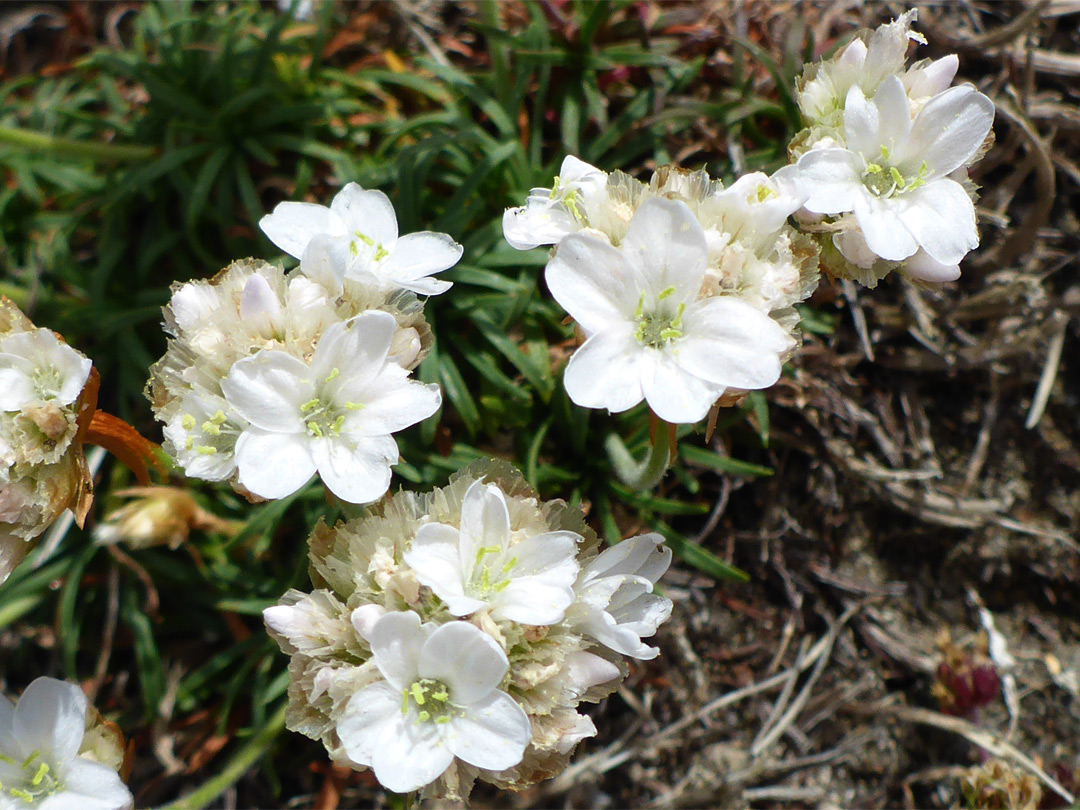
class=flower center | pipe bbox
[862,148,929,199]
[181,409,240,457]
[467,544,516,600]
[348,231,389,262]
[632,288,685,348]
[0,750,61,804]
[30,365,64,401]
[401,678,460,724]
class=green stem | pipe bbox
[153,701,288,810]
[0,125,157,162]
[604,423,672,492]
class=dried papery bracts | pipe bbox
[264,459,673,799]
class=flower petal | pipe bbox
[459,481,511,568]
[0,360,35,410]
[371,713,453,793]
[58,757,133,810]
[546,234,645,332]
[852,191,919,261]
[403,524,485,616]
[843,82,882,158]
[904,248,961,283]
[493,575,577,625]
[904,85,995,176]
[330,184,398,248]
[13,677,87,764]
[367,611,430,689]
[620,197,708,303]
[444,691,530,772]
[640,351,723,425]
[338,681,407,765]
[234,430,316,499]
[298,234,344,296]
[583,532,670,583]
[344,364,441,435]
[562,327,643,413]
[310,434,396,505]
[221,351,312,433]
[502,199,579,250]
[871,75,912,156]
[895,178,978,265]
[310,312,396,392]
[260,201,342,258]
[795,149,863,215]
[380,232,462,287]
[238,273,283,336]
[418,621,509,705]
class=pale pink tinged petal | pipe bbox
[310,435,394,505]
[794,149,862,214]
[310,311,396,389]
[545,233,644,332]
[58,757,133,810]
[367,611,427,689]
[502,201,578,250]
[904,85,995,176]
[344,365,441,435]
[493,576,576,625]
[221,351,312,432]
[259,201,340,258]
[349,604,387,641]
[371,716,453,793]
[382,232,462,281]
[843,84,882,157]
[0,362,35,410]
[14,677,87,763]
[897,179,978,265]
[234,430,316,499]
[444,692,530,771]
[330,184,399,247]
[872,75,912,152]
[418,621,508,704]
[640,351,723,425]
[620,197,708,302]
[239,273,284,334]
[904,249,961,283]
[852,192,918,261]
[459,481,511,562]
[338,681,406,765]
[562,328,643,413]
[299,234,344,295]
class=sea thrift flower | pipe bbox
[404,480,580,624]
[569,533,673,660]
[796,76,994,271]
[545,196,794,423]
[0,677,132,810]
[337,611,530,792]
[260,183,463,295]
[265,460,674,800]
[221,311,440,503]
[501,156,608,250]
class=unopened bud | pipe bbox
[94,486,240,550]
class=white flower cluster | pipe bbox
[790,10,995,285]
[0,677,133,810]
[148,185,457,505]
[503,157,819,423]
[264,460,672,798]
[0,299,95,583]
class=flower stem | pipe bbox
[0,125,157,162]
[605,418,673,492]
[153,701,288,810]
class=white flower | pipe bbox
[260,183,462,296]
[403,480,580,625]
[571,533,673,660]
[337,611,530,793]
[545,196,795,423]
[796,75,994,267]
[221,310,441,503]
[0,329,91,412]
[0,677,132,810]
[502,156,609,250]
[162,390,247,483]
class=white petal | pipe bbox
[368,611,429,689]
[459,481,511,567]
[338,681,406,765]
[904,248,961,283]
[906,54,958,98]
[546,233,645,332]
[640,352,723,425]
[843,83,881,158]
[58,757,133,810]
[330,184,399,247]
[310,434,396,505]
[0,361,35,410]
[583,533,670,583]
[795,149,862,215]
[444,691,530,772]
[562,327,643,413]
[871,75,912,155]
[380,232,462,286]
[311,312,396,392]
[349,604,387,641]
[620,197,708,303]
[238,273,284,335]
[404,525,487,617]
[234,430,316,499]
[221,351,312,433]
[833,228,880,269]
[169,282,221,332]
[853,192,918,261]
[418,621,508,705]
[494,575,576,625]
[564,652,621,697]
[345,365,441,435]
[298,234,344,296]
[371,713,453,793]
[260,201,342,258]
[502,200,579,250]
[0,694,14,739]
[583,607,660,660]
[904,85,995,176]
[896,178,978,265]
[13,677,87,764]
